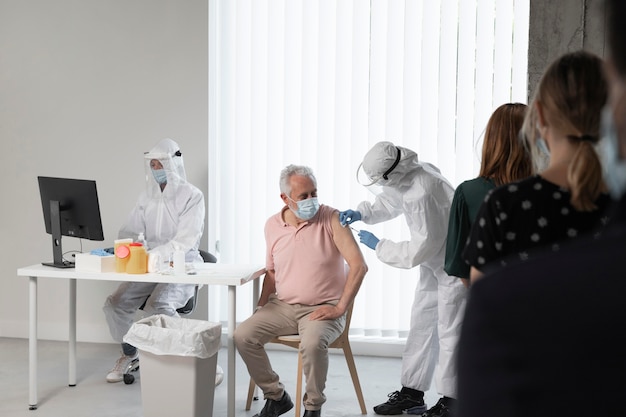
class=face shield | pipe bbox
[143,141,186,197]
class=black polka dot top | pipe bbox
[463,175,611,269]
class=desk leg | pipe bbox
[227,286,236,417]
[252,278,259,310]
[251,278,260,400]
[69,279,76,387]
[29,276,38,410]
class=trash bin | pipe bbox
[124,314,222,417]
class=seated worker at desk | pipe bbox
[102,138,214,383]
[234,164,368,417]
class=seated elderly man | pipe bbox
[234,164,368,417]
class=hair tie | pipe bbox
[567,134,596,143]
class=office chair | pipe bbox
[123,249,216,384]
[245,301,367,416]
[174,249,217,314]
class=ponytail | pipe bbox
[567,137,605,211]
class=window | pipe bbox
[208,0,529,345]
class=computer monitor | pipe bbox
[38,176,105,268]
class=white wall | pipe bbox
[0,0,208,343]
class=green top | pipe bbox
[444,177,495,278]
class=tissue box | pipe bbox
[75,253,116,273]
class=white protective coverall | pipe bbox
[103,138,205,342]
[357,141,466,398]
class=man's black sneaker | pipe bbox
[252,391,294,417]
[420,397,454,417]
[373,390,427,415]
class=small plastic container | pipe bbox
[114,238,133,273]
[126,243,148,274]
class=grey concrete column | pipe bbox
[528,0,606,100]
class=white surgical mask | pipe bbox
[535,137,551,157]
[151,168,167,185]
[599,105,626,199]
[532,137,551,172]
[288,196,320,220]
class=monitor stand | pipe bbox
[42,200,75,268]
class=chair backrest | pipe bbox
[177,250,217,314]
[199,249,217,263]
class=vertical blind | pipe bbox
[208,0,529,341]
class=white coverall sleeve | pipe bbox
[357,193,403,224]
[118,196,147,241]
[149,190,205,260]
[375,192,450,269]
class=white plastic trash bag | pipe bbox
[123,314,221,359]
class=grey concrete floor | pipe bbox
[0,337,442,417]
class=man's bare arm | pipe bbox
[308,212,368,320]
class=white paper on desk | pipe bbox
[123,314,221,358]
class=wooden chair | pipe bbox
[245,302,367,416]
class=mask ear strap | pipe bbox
[382,147,401,180]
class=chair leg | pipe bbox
[295,351,303,417]
[246,377,257,411]
[343,343,367,414]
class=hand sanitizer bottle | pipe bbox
[137,232,148,249]
[173,250,186,275]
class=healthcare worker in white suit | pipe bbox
[340,141,467,417]
[102,138,222,384]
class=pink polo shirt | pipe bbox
[265,204,347,305]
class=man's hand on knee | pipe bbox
[308,305,342,320]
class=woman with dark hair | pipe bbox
[444,103,532,287]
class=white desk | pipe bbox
[17,263,265,417]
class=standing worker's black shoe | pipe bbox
[303,410,321,417]
[373,388,427,415]
[253,391,294,417]
[420,397,455,417]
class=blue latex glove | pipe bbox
[339,209,361,226]
[358,230,380,250]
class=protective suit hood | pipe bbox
[359,141,421,188]
[144,138,187,198]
